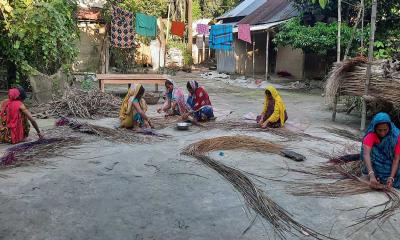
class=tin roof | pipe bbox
[238,0,299,25]
[217,0,268,20]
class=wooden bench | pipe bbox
[96,74,168,92]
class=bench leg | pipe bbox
[155,84,159,92]
[100,81,105,92]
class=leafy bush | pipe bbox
[0,0,79,75]
[274,18,360,56]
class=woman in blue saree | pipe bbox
[362,112,400,189]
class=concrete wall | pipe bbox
[275,46,304,80]
[74,23,106,73]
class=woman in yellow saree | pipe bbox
[119,84,153,129]
[257,86,288,128]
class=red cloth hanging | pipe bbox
[171,21,185,37]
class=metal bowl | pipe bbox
[176,122,191,130]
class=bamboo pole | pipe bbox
[265,31,270,81]
[165,1,172,68]
[344,4,363,60]
[333,0,342,121]
[337,0,342,62]
[252,40,255,79]
[361,0,365,53]
[187,0,193,60]
[361,0,378,130]
[202,34,206,62]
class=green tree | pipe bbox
[0,0,79,76]
[274,18,359,57]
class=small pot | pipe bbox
[176,122,191,130]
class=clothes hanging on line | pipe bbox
[111,5,135,48]
[135,13,157,37]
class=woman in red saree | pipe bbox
[0,87,43,144]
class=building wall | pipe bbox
[275,46,304,80]
[74,22,107,73]
[235,32,267,75]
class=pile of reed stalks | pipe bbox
[321,127,361,142]
[325,57,400,108]
[56,117,168,143]
[199,121,331,142]
[32,88,121,119]
[183,135,283,155]
[183,136,332,239]
[287,156,400,231]
[0,137,82,168]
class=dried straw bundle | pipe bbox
[325,57,400,108]
[151,116,181,129]
[56,118,168,144]
[32,88,122,119]
[183,135,283,155]
[200,121,331,142]
[0,137,82,168]
[183,136,332,239]
[325,57,367,105]
[287,158,400,231]
[321,127,361,142]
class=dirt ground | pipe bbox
[0,71,398,240]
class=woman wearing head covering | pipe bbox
[184,80,214,122]
[119,84,152,129]
[0,87,43,144]
[361,112,400,189]
[157,79,189,117]
[257,86,288,128]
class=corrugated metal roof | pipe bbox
[238,0,299,25]
[217,0,268,20]
[232,19,288,32]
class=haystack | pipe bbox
[325,57,400,108]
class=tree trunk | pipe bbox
[361,0,378,130]
[344,4,363,60]
[360,0,365,53]
[333,0,342,121]
[337,0,342,63]
[187,0,193,65]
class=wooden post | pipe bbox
[252,40,255,79]
[344,5,363,60]
[361,0,365,53]
[337,0,342,62]
[202,34,206,62]
[333,0,342,121]
[187,0,193,59]
[361,0,378,131]
[265,31,270,81]
[165,1,172,68]
[245,42,248,76]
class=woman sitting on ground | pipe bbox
[183,80,214,122]
[119,84,153,129]
[0,87,43,144]
[362,112,400,189]
[257,86,288,128]
[157,79,188,117]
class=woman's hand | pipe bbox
[144,121,151,129]
[261,121,269,129]
[157,107,162,114]
[181,112,190,120]
[369,174,383,189]
[37,132,44,139]
[387,177,394,189]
